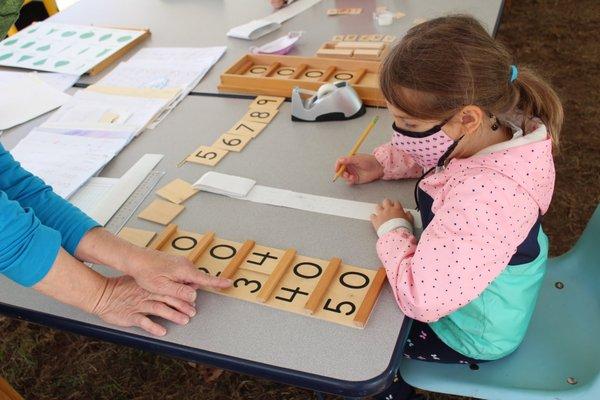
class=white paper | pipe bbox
[0,22,144,75]
[0,74,70,130]
[0,70,79,92]
[193,172,422,229]
[227,0,321,40]
[10,127,133,198]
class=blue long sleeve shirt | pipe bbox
[0,143,99,286]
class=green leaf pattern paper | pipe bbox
[0,22,144,75]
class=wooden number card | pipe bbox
[138,199,185,225]
[212,133,252,152]
[185,145,228,166]
[249,96,285,110]
[242,108,278,124]
[142,224,387,329]
[227,119,267,138]
[219,54,385,106]
[118,227,156,247]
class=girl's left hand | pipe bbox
[370,198,414,231]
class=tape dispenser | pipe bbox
[291,81,366,122]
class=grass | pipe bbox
[1,0,600,398]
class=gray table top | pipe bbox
[0,93,418,383]
[47,0,503,94]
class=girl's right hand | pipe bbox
[335,154,384,185]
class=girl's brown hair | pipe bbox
[380,15,563,146]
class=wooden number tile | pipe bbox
[156,178,198,204]
[186,145,228,166]
[329,70,356,82]
[353,49,382,60]
[221,269,269,302]
[301,69,327,81]
[244,64,269,76]
[312,264,379,328]
[195,237,244,277]
[240,244,286,275]
[117,227,156,247]
[250,96,285,110]
[228,119,267,138]
[344,34,358,41]
[273,66,296,79]
[242,108,278,124]
[138,199,185,225]
[369,34,384,41]
[358,35,371,42]
[265,255,328,313]
[332,35,345,42]
[382,35,396,43]
[161,228,206,257]
[212,133,252,152]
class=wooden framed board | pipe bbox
[218,54,385,106]
[132,224,387,328]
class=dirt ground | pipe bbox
[1,1,599,399]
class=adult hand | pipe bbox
[370,198,414,231]
[92,275,195,336]
[334,154,384,185]
[126,248,232,303]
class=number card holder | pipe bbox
[212,133,252,152]
[227,119,267,138]
[249,96,285,110]
[242,108,278,124]
[186,145,228,166]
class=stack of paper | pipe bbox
[10,126,136,198]
[96,47,226,127]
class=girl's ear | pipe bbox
[459,106,485,136]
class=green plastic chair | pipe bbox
[399,204,600,400]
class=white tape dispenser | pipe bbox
[291,81,366,122]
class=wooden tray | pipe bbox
[218,54,385,106]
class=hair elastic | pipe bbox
[509,65,518,83]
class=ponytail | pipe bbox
[511,67,564,148]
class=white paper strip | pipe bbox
[193,172,422,230]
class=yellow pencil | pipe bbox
[332,115,379,182]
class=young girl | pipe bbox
[335,15,562,399]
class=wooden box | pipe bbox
[218,54,385,106]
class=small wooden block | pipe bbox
[334,41,385,50]
[117,227,156,247]
[317,48,354,59]
[187,231,215,263]
[212,133,252,152]
[138,199,185,225]
[150,223,178,250]
[242,108,278,124]
[368,34,384,42]
[228,119,267,138]
[358,35,371,42]
[344,34,358,41]
[249,96,285,110]
[353,49,382,59]
[304,257,341,314]
[332,35,345,42]
[156,178,198,204]
[220,240,256,280]
[353,267,387,327]
[382,35,397,43]
[256,248,297,303]
[186,145,228,166]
